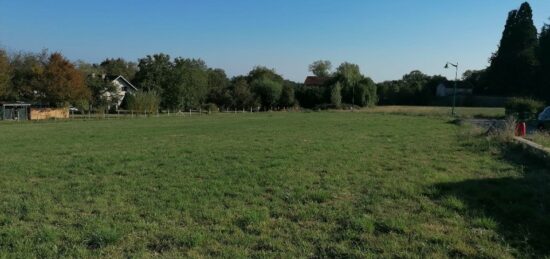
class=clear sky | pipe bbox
[1,0,549,83]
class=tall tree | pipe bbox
[538,23,550,101]
[359,77,378,107]
[206,68,232,108]
[487,2,539,96]
[9,50,48,101]
[279,83,295,108]
[309,60,332,77]
[331,82,342,108]
[173,58,209,110]
[247,66,284,84]
[251,78,282,110]
[0,50,11,99]
[335,62,362,105]
[134,54,173,95]
[41,53,90,106]
[231,76,256,109]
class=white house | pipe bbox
[436,83,473,97]
[103,75,138,110]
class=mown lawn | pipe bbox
[0,112,548,257]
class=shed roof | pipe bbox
[0,101,31,107]
[304,76,329,86]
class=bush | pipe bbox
[505,97,545,120]
[202,103,219,113]
[251,78,283,110]
[295,85,328,109]
[330,83,342,108]
[127,90,161,114]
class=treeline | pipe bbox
[0,49,378,111]
[296,61,377,109]
[376,71,447,105]
[130,53,300,111]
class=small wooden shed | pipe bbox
[0,102,31,121]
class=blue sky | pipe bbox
[1,1,549,82]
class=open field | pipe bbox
[0,112,548,257]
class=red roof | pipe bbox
[304,76,329,86]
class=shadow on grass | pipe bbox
[434,143,550,256]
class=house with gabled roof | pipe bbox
[101,75,138,110]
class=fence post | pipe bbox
[189,109,191,116]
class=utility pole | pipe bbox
[445,62,459,116]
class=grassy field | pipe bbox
[361,105,505,118]
[0,111,548,257]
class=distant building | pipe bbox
[304,76,330,87]
[0,102,31,120]
[0,102,69,121]
[436,83,473,97]
[94,75,138,110]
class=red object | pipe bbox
[515,122,527,137]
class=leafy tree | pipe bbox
[247,66,284,84]
[462,69,488,94]
[41,53,90,106]
[100,58,138,80]
[231,76,256,109]
[331,82,342,108]
[279,83,295,108]
[206,68,232,109]
[251,78,282,110]
[173,58,209,110]
[0,49,11,99]
[487,2,539,96]
[309,60,332,77]
[127,90,160,114]
[336,62,362,105]
[9,50,48,101]
[295,85,327,109]
[134,53,173,94]
[360,77,377,107]
[75,60,102,76]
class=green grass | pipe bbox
[530,131,550,148]
[362,105,505,118]
[0,112,548,257]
